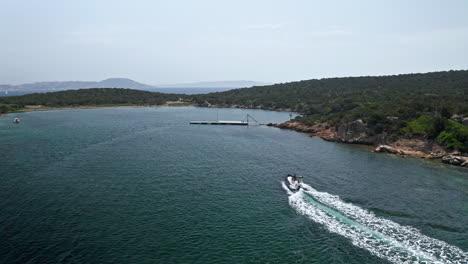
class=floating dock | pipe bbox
[190,114,257,126]
[190,120,248,126]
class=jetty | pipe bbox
[190,114,257,126]
[190,120,248,125]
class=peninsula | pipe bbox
[192,70,468,167]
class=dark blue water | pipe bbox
[0,107,466,263]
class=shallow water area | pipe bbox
[0,107,466,264]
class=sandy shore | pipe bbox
[8,102,196,113]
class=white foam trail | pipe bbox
[283,182,467,264]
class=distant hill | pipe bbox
[0,79,269,92]
[0,78,156,92]
[157,80,270,88]
[96,78,155,90]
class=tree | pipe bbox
[0,104,9,114]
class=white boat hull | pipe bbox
[285,175,302,192]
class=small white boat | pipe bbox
[13,118,20,123]
[285,174,303,192]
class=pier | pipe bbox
[190,114,257,126]
[190,120,248,125]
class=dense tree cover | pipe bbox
[0,88,186,108]
[194,70,467,120]
[437,120,468,152]
[400,115,468,152]
[0,104,19,114]
[193,70,468,151]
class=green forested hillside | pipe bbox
[0,88,185,109]
[194,70,467,122]
[194,70,468,151]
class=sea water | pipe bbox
[0,107,466,263]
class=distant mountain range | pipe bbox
[0,79,269,92]
[0,78,155,92]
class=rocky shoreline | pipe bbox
[268,121,467,168]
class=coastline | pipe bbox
[3,104,466,168]
[268,121,468,168]
[206,104,467,169]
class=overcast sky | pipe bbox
[1,0,468,85]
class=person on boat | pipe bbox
[292,174,298,182]
[289,174,297,189]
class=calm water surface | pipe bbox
[0,107,466,264]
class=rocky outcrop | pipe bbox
[336,119,365,142]
[309,122,337,141]
[442,155,468,166]
[269,120,467,168]
[270,121,317,133]
[335,119,380,145]
[450,114,468,126]
[374,145,468,167]
[450,114,463,123]
[389,138,448,158]
[462,117,468,126]
[374,145,433,158]
[270,121,341,141]
[375,145,404,155]
[272,119,382,145]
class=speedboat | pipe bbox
[285,174,303,192]
[13,118,20,123]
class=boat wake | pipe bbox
[283,182,467,264]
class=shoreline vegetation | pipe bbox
[0,88,194,116]
[1,70,467,167]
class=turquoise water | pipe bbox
[0,107,466,264]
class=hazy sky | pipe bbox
[1,0,468,85]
